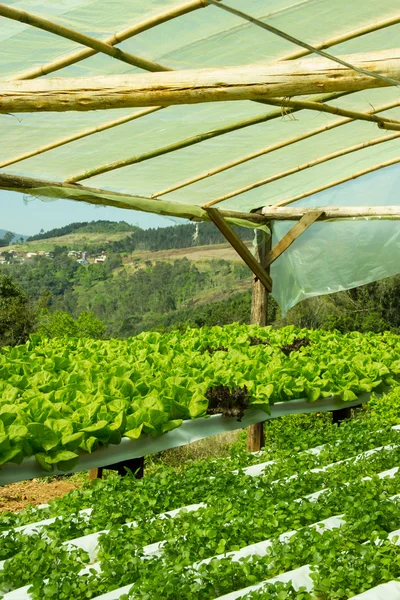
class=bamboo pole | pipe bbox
[257,97,400,131]
[0,107,163,169]
[13,0,210,81]
[272,157,400,208]
[280,15,400,61]
[11,5,396,83]
[0,4,171,74]
[4,7,393,176]
[61,91,348,183]
[154,97,400,199]
[206,0,400,88]
[2,49,400,115]
[0,172,266,225]
[65,98,339,184]
[261,206,400,220]
[204,130,400,207]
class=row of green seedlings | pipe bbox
[2,427,400,598]
[1,417,397,535]
[211,492,400,600]
[2,420,399,562]
[11,456,400,599]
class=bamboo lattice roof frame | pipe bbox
[0,1,398,214]
[0,0,399,305]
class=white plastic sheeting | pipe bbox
[1,0,400,312]
[272,165,400,313]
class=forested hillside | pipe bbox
[1,220,399,342]
[26,220,139,241]
[23,220,253,253]
[0,251,252,337]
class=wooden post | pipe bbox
[246,226,272,452]
[89,457,144,481]
[89,468,99,481]
[332,403,363,425]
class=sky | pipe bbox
[2,164,400,237]
[0,190,185,236]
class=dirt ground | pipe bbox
[0,431,241,513]
[0,476,85,513]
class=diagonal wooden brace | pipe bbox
[205,207,272,291]
[265,210,324,267]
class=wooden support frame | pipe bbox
[262,206,400,219]
[205,207,272,291]
[2,49,400,115]
[2,6,395,180]
[246,226,271,452]
[265,211,324,267]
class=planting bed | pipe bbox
[1,416,400,599]
[1,325,399,480]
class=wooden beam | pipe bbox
[0,171,266,226]
[262,206,400,220]
[205,208,272,291]
[250,228,272,326]
[2,49,400,113]
[265,211,324,267]
[247,227,271,452]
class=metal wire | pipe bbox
[206,0,400,88]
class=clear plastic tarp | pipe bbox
[1,0,399,311]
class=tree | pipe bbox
[0,274,37,347]
[0,231,14,247]
[38,309,105,339]
[76,311,106,339]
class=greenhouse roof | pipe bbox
[0,0,400,311]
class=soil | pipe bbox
[0,477,84,513]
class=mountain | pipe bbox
[11,221,253,254]
[0,229,28,243]
[26,220,139,242]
